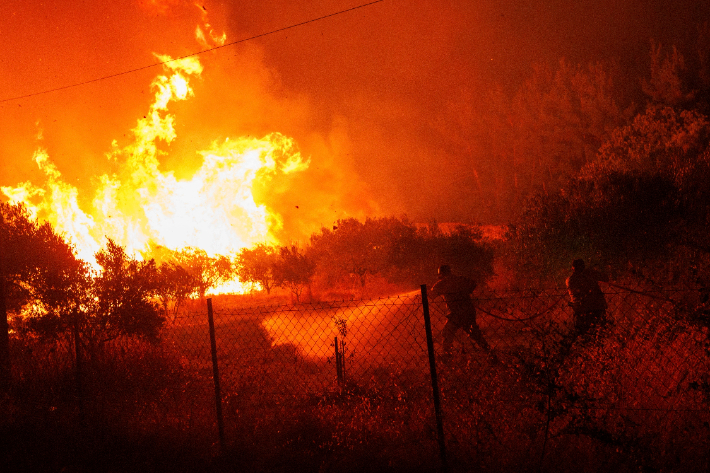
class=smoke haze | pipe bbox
[1,0,709,244]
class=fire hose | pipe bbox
[474,297,564,322]
[603,281,677,304]
[445,279,693,325]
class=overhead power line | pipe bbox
[0,0,384,104]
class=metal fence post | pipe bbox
[72,311,84,413]
[72,310,86,432]
[339,338,346,381]
[421,284,448,472]
[335,336,343,386]
[207,298,225,452]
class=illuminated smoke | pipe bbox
[2,54,309,267]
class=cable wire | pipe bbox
[0,0,385,104]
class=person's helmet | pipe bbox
[438,265,451,276]
[572,259,585,271]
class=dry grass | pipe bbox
[4,289,710,472]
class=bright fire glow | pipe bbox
[262,291,422,360]
[1,54,309,278]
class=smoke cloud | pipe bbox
[1,0,709,247]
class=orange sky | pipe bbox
[1,0,708,245]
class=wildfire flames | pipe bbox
[2,54,309,269]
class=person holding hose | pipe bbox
[565,259,609,341]
[430,265,498,363]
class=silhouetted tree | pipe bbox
[388,222,495,287]
[91,239,164,342]
[510,105,710,284]
[155,261,196,322]
[0,203,86,314]
[235,243,279,294]
[510,60,628,194]
[310,217,415,290]
[643,40,696,109]
[307,217,495,291]
[173,247,232,299]
[472,59,630,222]
[274,245,315,302]
[0,203,88,378]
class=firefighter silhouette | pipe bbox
[430,265,497,363]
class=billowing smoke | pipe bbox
[1,0,708,244]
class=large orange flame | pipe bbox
[1,54,309,271]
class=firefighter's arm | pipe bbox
[429,284,440,299]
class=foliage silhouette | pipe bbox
[91,238,165,342]
[235,243,279,294]
[172,247,232,300]
[510,105,710,285]
[274,245,315,302]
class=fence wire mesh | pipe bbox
[178,292,439,468]
[5,284,710,472]
[428,285,710,472]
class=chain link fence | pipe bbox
[5,284,710,472]
[434,284,710,472]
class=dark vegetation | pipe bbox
[4,34,710,472]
